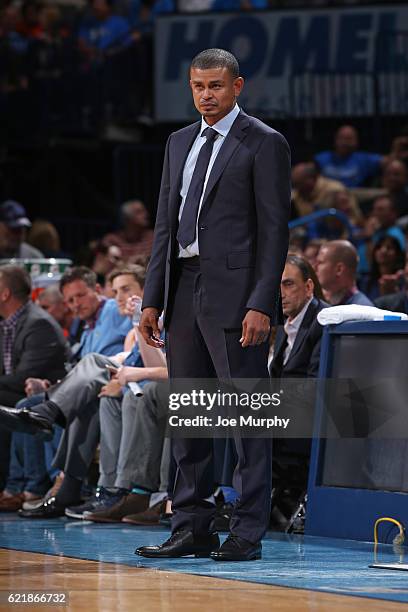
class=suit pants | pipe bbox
[98,382,170,492]
[166,258,272,543]
[50,353,117,479]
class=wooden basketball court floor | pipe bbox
[1,514,408,611]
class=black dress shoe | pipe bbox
[210,534,262,561]
[135,530,220,558]
[0,406,53,441]
[18,497,66,519]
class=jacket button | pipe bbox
[200,225,206,230]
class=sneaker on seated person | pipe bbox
[65,487,129,520]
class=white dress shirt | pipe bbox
[283,297,313,365]
[178,103,240,258]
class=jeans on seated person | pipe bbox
[5,394,62,496]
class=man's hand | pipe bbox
[116,366,145,386]
[25,378,51,397]
[379,271,404,296]
[240,310,270,348]
[139,307,164,348]
[98,379,122,398]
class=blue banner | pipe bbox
[154,5,408,121]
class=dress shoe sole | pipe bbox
[122,517,160,525]
[18,511,65,519]
[85,516,123,523]
[135,549,212,558]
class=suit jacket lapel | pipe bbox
[200,111,250,214]
[285,299,318,366]
[169,121,201,228]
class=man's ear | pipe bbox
[234,76,244,97]
[306,278,314,297]
[335,262,345,277]
[95,283,103,295]
[0,286,10,302]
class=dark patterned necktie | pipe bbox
[177,126,218,249]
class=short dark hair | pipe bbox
[0,265,31,302]
[108,264,146,289]
[191,48,239,79]
[286,253,324,300]
[59,266,97,292]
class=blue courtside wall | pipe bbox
[306,321,408,541]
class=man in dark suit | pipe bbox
[270,254,326,379]
[0,265,69,488]
[269,254,326,527]
[137,49,291,561]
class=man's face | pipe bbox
[372,198,395,227]
[334,126,358,157]
[38,295,67,325]
[291,166,316,196]
[4,226,24,251]
[62,279,100,321]
[111,274,142,315]
[316,247,338,291]
[125,202,149,230]
[189,66,244,126]
[281,263,313,319]
[383,162,408,192]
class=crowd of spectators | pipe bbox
[1,118,408,530]
[0,0,393,134]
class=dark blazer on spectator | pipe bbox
[270,297,327,379]
[0,302,70,406]
[374,291,408,314]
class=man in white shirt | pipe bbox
[270,254,326,379]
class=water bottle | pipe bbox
[131,296,143,326]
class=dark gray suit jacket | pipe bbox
[0,302,70,405]
[142,110,291,328]
[270,298,327,379]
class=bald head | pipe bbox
[316,240,359,298]
[324,240,358,272]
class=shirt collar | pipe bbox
[84,297,107,330]
[200,103,240,139]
